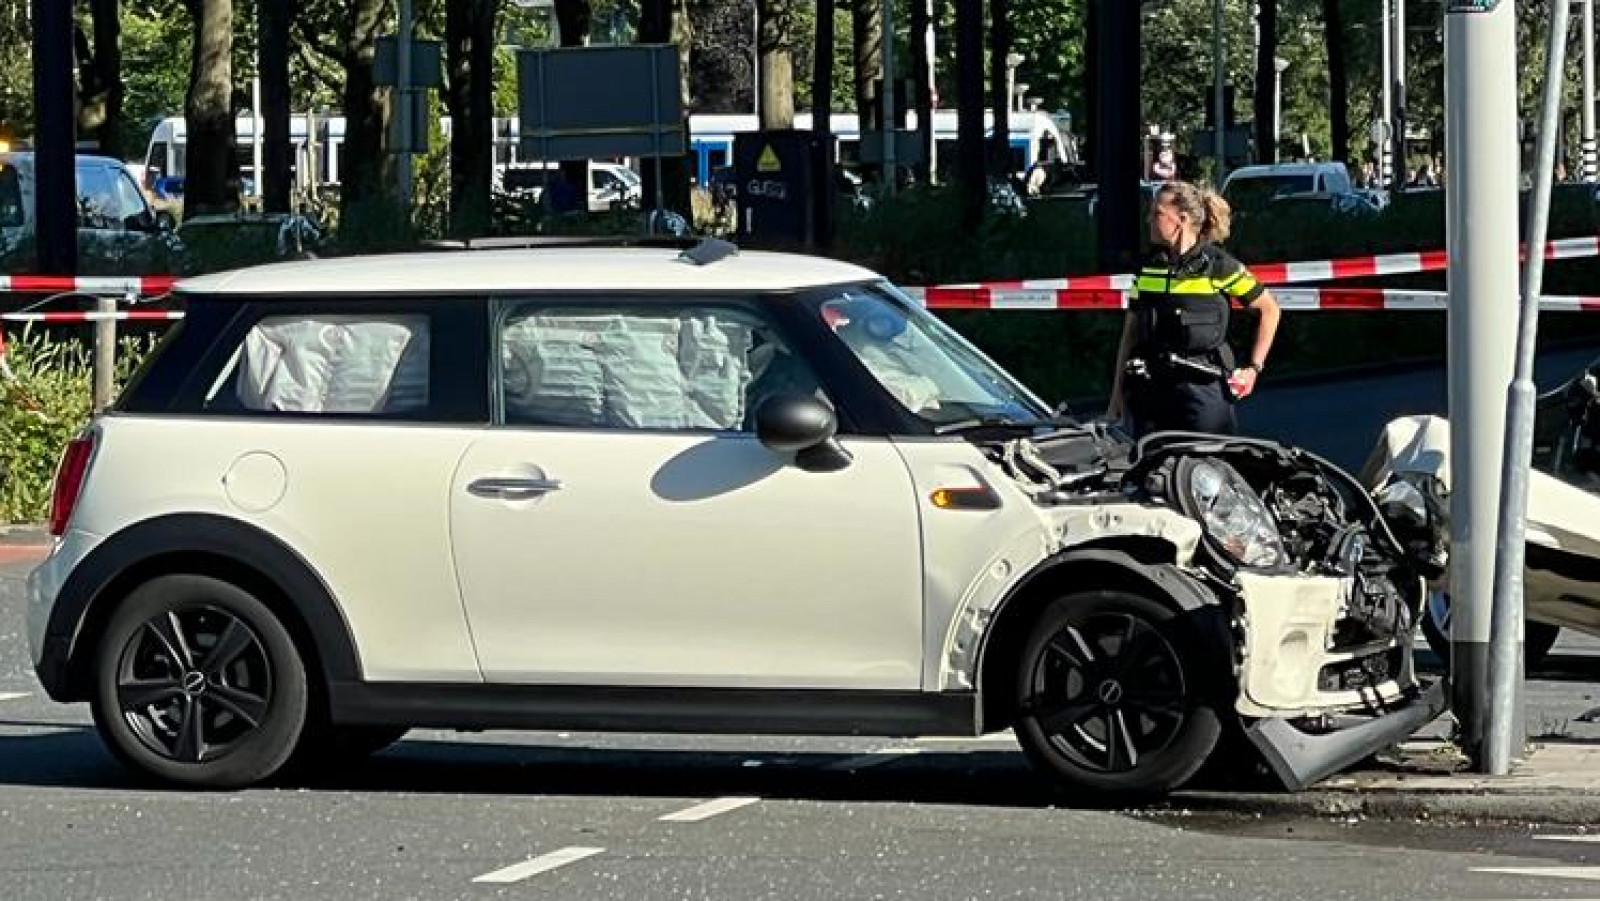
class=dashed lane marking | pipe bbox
[658,796,760,823]
[472,847,605,884]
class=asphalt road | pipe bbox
[5,554,1600,901]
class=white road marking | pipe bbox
[0,693,29,702]
[914,729,1018,745]
[1535,835,1600,844]
[1474,867,1600,882]
[658,796,760,823]
[825,747,923,771]
[472,847,605,884]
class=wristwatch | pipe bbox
[1243,361,1263,373]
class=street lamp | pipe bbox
[1273,56,1290,162]
[1005,52,1025,114]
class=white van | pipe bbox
[495,161,642,213]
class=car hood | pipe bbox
[1366,414,1600,559]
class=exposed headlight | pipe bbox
[1181,458,1289,568]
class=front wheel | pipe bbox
[1421,590,1561,671]
[90,574,309,789]
[1013,590,1222,796]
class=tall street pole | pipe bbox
[1583,0,1597,182]
[1444,0,1521,767]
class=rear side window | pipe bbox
[205,314,431,415]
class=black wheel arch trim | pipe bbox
[37,514,361,703]
[973,546,1231,731]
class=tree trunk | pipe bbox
[813,0,837,246]
[88,0,122,158]
[1253,0,1278,164]
[640,0,691,215]
[954,0,984,225]
[909,0,932,182]
[184,0,238,216]
[1081,0,1096,173]
[338,0,392,219]
[852,0,882,137]
[987,0,1011,177]
[555,0,591,204]
[1324,0,1347,163]
[259,0,293,213]
[446,0,496,236]
[757,0,795,129]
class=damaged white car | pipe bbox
[1368,359,1600,668]
[27,238,1441,794]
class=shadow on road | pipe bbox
[0,728,1264,811]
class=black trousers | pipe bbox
[1127,376,1237,438]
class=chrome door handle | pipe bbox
[467,476,563,499]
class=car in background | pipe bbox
[1222,162,1359,212]
[173,212,325,275]
[1367,357,1600,668]
[0,151,175,271]
[496,161,641,213]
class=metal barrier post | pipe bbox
[92,295,117,414]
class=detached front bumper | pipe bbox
[1246,678,1448,790]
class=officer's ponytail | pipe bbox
[1198,188,1232,244]
[1157,181,1233,245]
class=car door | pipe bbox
[448,296,926,689]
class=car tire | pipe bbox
[90,574,309,790]
[1013,590,1223,796]
[1420,590,1562,671]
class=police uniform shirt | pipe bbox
[1130,242,1265,361]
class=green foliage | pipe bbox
[0,329,157,524]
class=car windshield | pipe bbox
[1533,363,1600,491]
[813,283,1053,426]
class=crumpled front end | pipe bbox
[984,425,1445,788]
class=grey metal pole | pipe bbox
[1486,0,1570,776]
[1213,0,1226,183]
[882,0,898,194]
[1445,0,1521,766]
[1393,0,1407,183]
[1584,0,1597,182]
[92,296,117,415]
[397,0,415,213]
[1380,0,1393,188]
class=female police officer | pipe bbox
[1106,181,1281,437]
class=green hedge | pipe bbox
[1,328,155,523]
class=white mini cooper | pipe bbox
[27,238,1443,794]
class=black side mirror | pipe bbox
[125,210,157,233]
[755,394,853,472]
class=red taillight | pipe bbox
[48,435,95,537]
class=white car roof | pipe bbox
[1226,163,1338,179]
[177,247,884,296]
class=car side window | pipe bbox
[203,313,431,416]
[112,172,149,221]
[74,165,120,229]
[498,302,824,432]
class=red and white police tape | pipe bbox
[0,275,178,295]
[2,234,1600,322]
[903,286,1600,311]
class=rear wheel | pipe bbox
[90,574,309,789]
[1013,590,1222,796]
